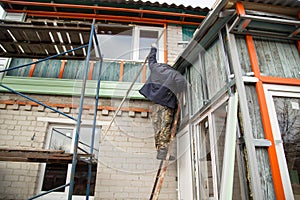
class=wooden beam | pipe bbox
[0,148,93,164]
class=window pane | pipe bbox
[213,103,227,186]
[42,164,68,192]
[254,38,300,79]
[198,118,214,199]
[98,28,133,60]
[78,127,100,158]
[73,164,97,195]
[274,97,300,197]
[204,38,228,99]
[139,30,158,60]
[50,128,73,153]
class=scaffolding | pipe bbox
[0,19,103,200]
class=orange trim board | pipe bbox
[0,100,150,113]
[261,76,300,86]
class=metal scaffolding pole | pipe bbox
[86,27,103,200]
[67,19,96,200]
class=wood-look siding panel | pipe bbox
[204,39,227,99]
[189,58,204,115]
[67,32,81,45]
[0,29,12,41]
[254,37,300,78]
[62,60,85,79]
[244,85,275,199]
[100,61,120,81]
[33,60,61,78]
[235,36,251,74]
[7,28,27,41]
[123,62,144,83]
[6,58,32,77]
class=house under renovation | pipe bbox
[0,0,300,200]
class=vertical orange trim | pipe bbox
[119,60,124,82]
[163,24,167,63]
[246,35,285,199]
[28,59,37,77]
[236,2,246,15]
[297,41,300,53]
[58,60,67,79]
[246,35,261,76]
[142,63,147,83]
[88,61,94,80]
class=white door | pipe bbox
[177,126,193,200]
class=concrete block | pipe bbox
[102,109,109,116]
[0,104,6,109]
[128,111,135,117]
[24,105,32,111]
[63,107,70,113]
[141,112,148,118]
[37,106,44,112]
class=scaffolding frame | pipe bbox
[0,19,103,200]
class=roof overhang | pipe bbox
[173,0,300,72]
[0,20,92,59]
[0,0,209,26]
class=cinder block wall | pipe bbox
[0,93,178,200]
[167,25,185,66]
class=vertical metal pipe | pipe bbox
[68,19,96,200]
[86,28,103,200]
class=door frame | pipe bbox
[264,83,300,199]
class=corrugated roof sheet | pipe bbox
[240,0,300,7]
[135,0,216,8]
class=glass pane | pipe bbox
[204,38,228,99]
[274,97,300,197]
[42,163,68,192]
[78,127,100,158]
[73,164,97,195]
[254,38,300,79]
[50,128,73,153]
[139,30,158,60]
[198,118,214,199]
[212,103,227,187]
[189,58,205,115]
[98,29,133,60]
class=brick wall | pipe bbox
[0,93,178,199]
[167,25,185,66]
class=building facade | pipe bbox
[0,1,208,200]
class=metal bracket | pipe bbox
[253,139,272,147]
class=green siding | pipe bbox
[0,76,145,99]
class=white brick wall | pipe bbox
[167,25,185,66]
[0,93,178,199]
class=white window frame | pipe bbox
[264,84,300,200]
[98,25,164,62]
[177,94,229,200]
[36,118,102,200]
[132,26,164,62]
